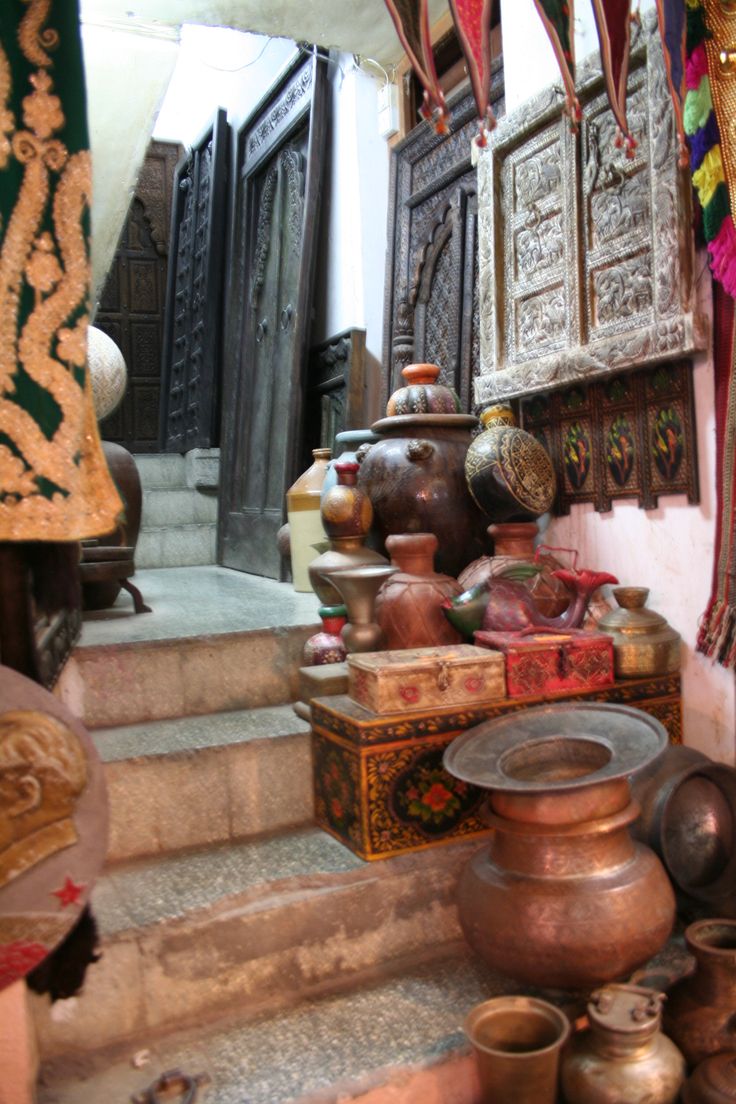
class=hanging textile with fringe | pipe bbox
[448,0,498,143]
[691,0,736,666]
[0,0,121,541]
[590,0,637,155]
[655,0,689,167]
[383,0,449,131]
[532,0,581,128]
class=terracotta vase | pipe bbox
[309,461,388,605]
[631,745,736,916]
[374,532,462,649]
[458,522,571,619]
[683,1053,736,1104]
[357,412,488,577]
[385,362,461,416]
[286,448,331,592]
[561,985,685,1104]
[321,428,380,499]
[664,919,736,1067]
[321,563,398,653]
[303,606,348,666]
[464,404,556,522]
[443,702,675,990]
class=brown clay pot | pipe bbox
[444,703,675,991]
[375,532,462,650]
[357,412,488,578]
[458,522,571,619]
[81,441,142,610]
[664,919,736,1067]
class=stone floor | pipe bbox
[81,565,318,646]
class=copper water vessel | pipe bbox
[664,919,736,1067]
[444,703,675,990]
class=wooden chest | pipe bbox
[474,629,614,698]
[347,645,505,714]
[311,673,682,861]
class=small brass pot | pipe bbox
[683,1052,736,1103]
[597,587,680,677]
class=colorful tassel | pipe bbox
[708,217,736,299]
[689,111,720,171]
[692,144,725,207]
[684,75,713,133]
[686,42,708,88]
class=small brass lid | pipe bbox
[588,984,664,1036]
[599,587,671,637]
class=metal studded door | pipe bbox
[219,51,329,578]
[159,109,228,452]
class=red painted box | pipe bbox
[473,629,615,698]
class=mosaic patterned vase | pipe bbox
[465,405,556,522]
[303,606,348,666]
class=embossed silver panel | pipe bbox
[476,13,708,404]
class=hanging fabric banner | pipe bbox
[589,0,637,154]
[532,0,581,127]
[383,0,449,130]
[655,0,689,166]
[448,0,498,142]
[0,0,122,541]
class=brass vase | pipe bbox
[320,564,398,653]
[561,985,685,1104]
[444,702,675,990]
[664,919,736,1068]
[597,587,681,677]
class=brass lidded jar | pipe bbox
[561,984,685,1104]
[598,587,681,677]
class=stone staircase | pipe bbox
[134,453,218,569]
[36,569,490,1103]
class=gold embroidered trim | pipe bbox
[703,0,736,217]
[0,2,121,540]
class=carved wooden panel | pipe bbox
[219,51,329,580]
[520,360,699,513]
[382,68,504,414]
[476,13,708,404]
[96,141,180,451]
[159,110,229,452]
[303,328,366,464]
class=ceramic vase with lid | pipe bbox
[664,919,736,1067]
[458,522,571,619]
[598,587,681,676]
[386,362,461,415]
[321,428,380,499]
[374,532,463,649]
[465,405,556,522]
[308,461,388,606]
[443,702,675,990]
[286,448,331,592]
[683,1052,736,1103]
[357,411,488,577]
[302,606,348,666]
[561,984,685,1104]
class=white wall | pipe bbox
[498,0,736,761]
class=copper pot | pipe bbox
[683,1053,736,1103]
[357,413,488,578]
[664,919,736,1067]
[444,703,675,990]
[631,745,736,916]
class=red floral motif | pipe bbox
[399,684,420,704]
[464,675,484,694]
[0,940,48,989]
[422,782,453,812]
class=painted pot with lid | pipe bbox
[443,702,675,990]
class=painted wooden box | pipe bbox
[474,629,614,698]
[347,645,506,715]
[311,673,682,861]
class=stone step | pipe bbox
[134,453,187,491]
[141,487,218,528]
[36,954,506,1104]
[30,830,479,1063]
[56,623,317,729]
[95,705,313,861]
[136,522,217,569]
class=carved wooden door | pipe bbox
[219,52,328,578]
[159,109,229,452]
[382,72,504,412]
[96,140,180,451]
